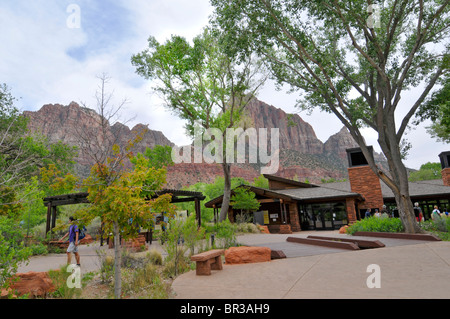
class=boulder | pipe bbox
[225,246,272,264]
[5,271,56,298]
[80,234,94,244]
[257,225,270,234]
[0,288,17,299]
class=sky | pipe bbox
[0,0,447,170]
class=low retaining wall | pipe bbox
[286,236,360,250]
[353,232,441,241]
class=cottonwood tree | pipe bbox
[211,0,449,233]
[132,28,267,222]
[415,74,450,143]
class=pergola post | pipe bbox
[51,206,57,230]
[45,204,52,234]
[195,197,201,228]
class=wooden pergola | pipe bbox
[43,189,206,234]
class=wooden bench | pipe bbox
[190,249,224,275]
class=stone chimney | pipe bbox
[439,151,450,186]
[346,147,384,214]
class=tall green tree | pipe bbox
[132,28,267,222]
[211,0,449,233]
[0,216,32,291]
[131,145,174,170]
[0,84,77,209]
[230,186,261,214]
[408,162,442,181]
[415,74,450,143]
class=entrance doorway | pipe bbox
[300,202,348,230]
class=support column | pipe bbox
[51,206,57,231]
[195,197,201,228]
[346,198,358,224]
[46,204,52,234]
[288,203,301,232]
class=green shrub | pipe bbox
[213,219,237,249]
[346,216,404,235]
[29,243,48,256]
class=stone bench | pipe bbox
[190,249,224,275]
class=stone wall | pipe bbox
[442,168,450,187]
[348,165,384,211]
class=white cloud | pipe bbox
[0,0,446,170]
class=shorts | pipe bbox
[67,242,79,253]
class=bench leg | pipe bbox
[210,255,223,271]
[196,260,212,275]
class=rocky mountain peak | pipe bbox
[22,98,385,187]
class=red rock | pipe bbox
[80,234,94,244]
[0,288,17,299]
[7,271,56,298]
[225,246,272,264]
[258,225,270,234]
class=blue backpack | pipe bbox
[78,225,86,240]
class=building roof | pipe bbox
[204,185,293,208]
[263,174,319,188]
[271,185,363,202]
[323,179,450,200]
[204,177,450,208]
[204,183,363,208]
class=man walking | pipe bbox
[60,216,81,267]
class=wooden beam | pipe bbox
[43,198,90,206]
[170,196,204,203]
[257,198,278,203]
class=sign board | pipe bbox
[263,210,269,224]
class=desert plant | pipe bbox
[236,222,260,234]
[432,215,449,233]
[146,249,163,266]
[96,250,114,284]
[181,214,206,256]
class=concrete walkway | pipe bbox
[172,231,450,299]
[16,231,450,299]
[16,241,168,274]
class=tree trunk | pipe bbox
[389,161,421,233]
[219,162,231,222]
[113,221,122,298]
[395,190,422,233]
[376,125,422,234]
